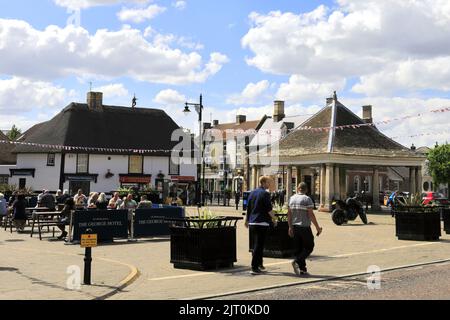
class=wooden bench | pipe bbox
[30,211,63,240]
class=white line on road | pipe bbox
[147,242,437,281]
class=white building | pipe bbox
[8,92,196,197]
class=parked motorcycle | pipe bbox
[331,195,368,226]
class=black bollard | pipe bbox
[84,247,92,285]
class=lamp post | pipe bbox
[184,95,204,208]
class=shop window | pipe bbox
[77,154,89,173]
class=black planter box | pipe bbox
[168,217,242,271]
[249,216,295,258]
[395,207,441,241]
[442,208,450,235]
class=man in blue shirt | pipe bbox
[245,176,277,275]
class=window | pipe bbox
[128,155,143,174]
[169,156,180,175]
[77,154,89,173]
[0,175,8,185]
[47,153,56,166]
[354,176,360,192]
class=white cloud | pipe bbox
[226,80,270,105]
[173,1,186,10]
[154,89,186,105]
[0,77,70,113]
[241,1,450,95]
[54,0,150,10]
[276,75,346,103]
[93,83,128,98]
[0,19,228,85]
[117,5,166,23]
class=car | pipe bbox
[422,192,449,206]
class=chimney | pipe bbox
[362,105,373,124]
[213,120,219,126]
[87,92,103,110]
[326,97,333,105]
[203,122,212,130]
[273,100,285,122]
[411,143,416,151]
[236,115,246,124]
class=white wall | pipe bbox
[10,153,61,191]
[11,153,197,193]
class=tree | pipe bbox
[7,125,22,140]
[427,143,450,186]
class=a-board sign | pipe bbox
[81,234,98,248]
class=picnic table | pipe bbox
[30,211,63,240]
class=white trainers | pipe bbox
[292,261,301,276]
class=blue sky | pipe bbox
[0,0,449,147]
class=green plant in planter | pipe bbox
[397,193,423,207]
[187,207,220,229]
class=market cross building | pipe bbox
[251,92,426,212]
[7,92,196,197]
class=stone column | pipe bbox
[296,166,302,187]
[320,164,326,207]
[323,163,335,212]
[372,167,381,211]
[334,165,340,200]
[409,167,416,194]
[251,166,257,190]
[339,167,347,200]
[416,167,422,194]
[287,166,293,203]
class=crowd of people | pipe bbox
[0,189,154,239]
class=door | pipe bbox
[69,181,90,196]
[19,178,26,190]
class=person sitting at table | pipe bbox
[120,194,137,210]
[95,193,108,210]
[74,190,86,208]
[39,190,56,211]
[87,192,99,209]
[137,195,153,209]
[0,193,7,226]
[37,189,46,204]
[11,193,27,232]
[108,192,123,209]
[57,198,75,240]
[56,189,71,205]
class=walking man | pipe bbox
[288,182,323,276]
[245,176,277,275]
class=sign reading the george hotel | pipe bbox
[72,210,128,242]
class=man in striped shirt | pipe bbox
[288,182,323,276]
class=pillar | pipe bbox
[320,164,326,207]
[339,167,347,200]
[410,167,416,194]
[251,166,257,190]
[286,166,293,203]
[334,165,340,200]
[296,166,302,187]
[372,167,381,211]
[416,167,422,194]
[323,163,335,212]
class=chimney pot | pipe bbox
[362,105,373,124]
[213,120,219,126]
[236,115,246,124]
[273,101,285,122]
[87,92,103,110]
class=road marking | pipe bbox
[147,242,437,281]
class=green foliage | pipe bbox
[427,144,450,186]
[397,193,424,207]
[273,204,288,214]
[7,125,22,140]
[188,207,220,228]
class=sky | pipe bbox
[0,0,449,148]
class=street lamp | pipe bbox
[183,94,204,208]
